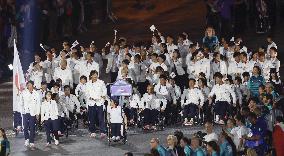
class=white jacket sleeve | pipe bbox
[228,85,237,104]
[208,86,216,98]
[220,61,227,76]
[101,81,107,97]
[36,92,41,115]
[105,54,112,74]
[198,89,205,106]
[160,36,165,43]
[40,103,46,122]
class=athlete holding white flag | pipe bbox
[12,40,26,134]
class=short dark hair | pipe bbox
[167,35,174,39]
[53,82,60,88]
[207,141,220,153]
[241,106,250,115]
[173,49,181,58]
[111,96,119,105]
[151,53,158,57]
[155,66,164,73]
[87,52,94,57]
[158,54,166,61]
[124,152,133,156]
[134,54,141,61]
[235,76,242,83]
[214,72,223,79]
[188,78,196,83]
[198,78,207,87]
[276,116,284,123]
[240,52,247,57]
[56,78,62,83]
[248,112,257,120]
[122,59,130,65]
[174,130,184,143]
[242,72,250,77]
[159,74,168,80]
[205,120,213,125]
[233,52,240,58]
[51,93,58,100]
[270,47,277,52]
[181,137,190,145]
[26,80,34,86]
[178,33,187,40]
[90,70,98,77]
[235,114,245,124]
[64,85,71,90]
[80,75,87,81]
[263,93,273,101]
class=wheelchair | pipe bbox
[139,101,166,131]
[106,108,127,145]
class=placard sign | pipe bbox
[110,79,132,96]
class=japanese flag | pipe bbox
[13,39,26,112]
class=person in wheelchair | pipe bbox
[128,87,143,126]
[52,93,66,136]
[59,85,81,129]
[154,74,175,125]
[168,77,182,124]
[141,85,161,130]
[208,72,236,125]
[107,97,125,141]
[181,78,205,126]
[75,76,88,125]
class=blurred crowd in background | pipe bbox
[0,0,109,79]
[1,0,284,79]
[205,0,284,39]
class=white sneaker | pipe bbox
[45,143,51,147]
[54,139,59,145]
[24,139,29,147]
[111,136,116,141]
[116,136,120,141]
[90,133,96,138]
[30,143,35,150]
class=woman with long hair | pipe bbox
[0,128,10,156]
[219,131,237,156]
[207,141,220,156]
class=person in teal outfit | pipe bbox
[180,137,192,156]
[191,137,205,156]
[207,141,220,156]
[0,128,10,156]
[219,131,237,156]
[150,138,170,156]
